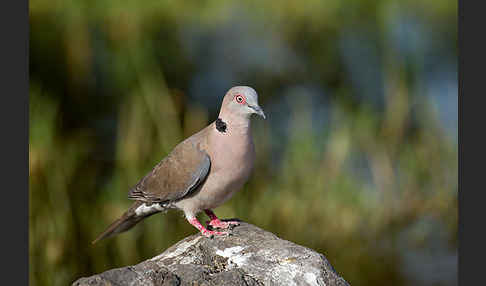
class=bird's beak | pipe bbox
[250,105,266,119]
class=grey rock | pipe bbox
[73,222,349,286]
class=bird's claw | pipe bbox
[206,220,240,230]
[201,229,229,238]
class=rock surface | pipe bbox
[73,222,349,286]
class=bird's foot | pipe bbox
[187,216,229,238]
[204,209,240,230]
[206,219,240,230]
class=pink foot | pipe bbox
[187,217,228,238]
[206,219,240,229]
[201,228,229,238]
[204,210,240,229]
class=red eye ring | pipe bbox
[235,94,246,104]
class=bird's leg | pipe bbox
[204,209,240,229]
[187,216,228,237]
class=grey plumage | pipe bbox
[92,86,265,244]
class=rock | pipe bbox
[73,222,349,286]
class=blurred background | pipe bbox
[29,0,457,285]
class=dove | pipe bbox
[92,86,265,244]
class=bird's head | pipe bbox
[220,86,266,120]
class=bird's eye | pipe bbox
[235,95,246,104]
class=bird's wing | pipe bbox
[128,140,211,204]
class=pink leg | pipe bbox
[187,216,228,237]
[204,210,240,229]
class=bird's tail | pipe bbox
[91,201,160,245]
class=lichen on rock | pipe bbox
[73,222,349,286]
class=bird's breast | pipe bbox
[210,135,255,184]
[198,132,255,208]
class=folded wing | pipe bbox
[128,141,211,204]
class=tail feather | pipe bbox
[91,201,160,245]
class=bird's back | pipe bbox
[127,125,213,205]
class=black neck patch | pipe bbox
[215,118,227,133]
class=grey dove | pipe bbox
[92,86,265,244]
